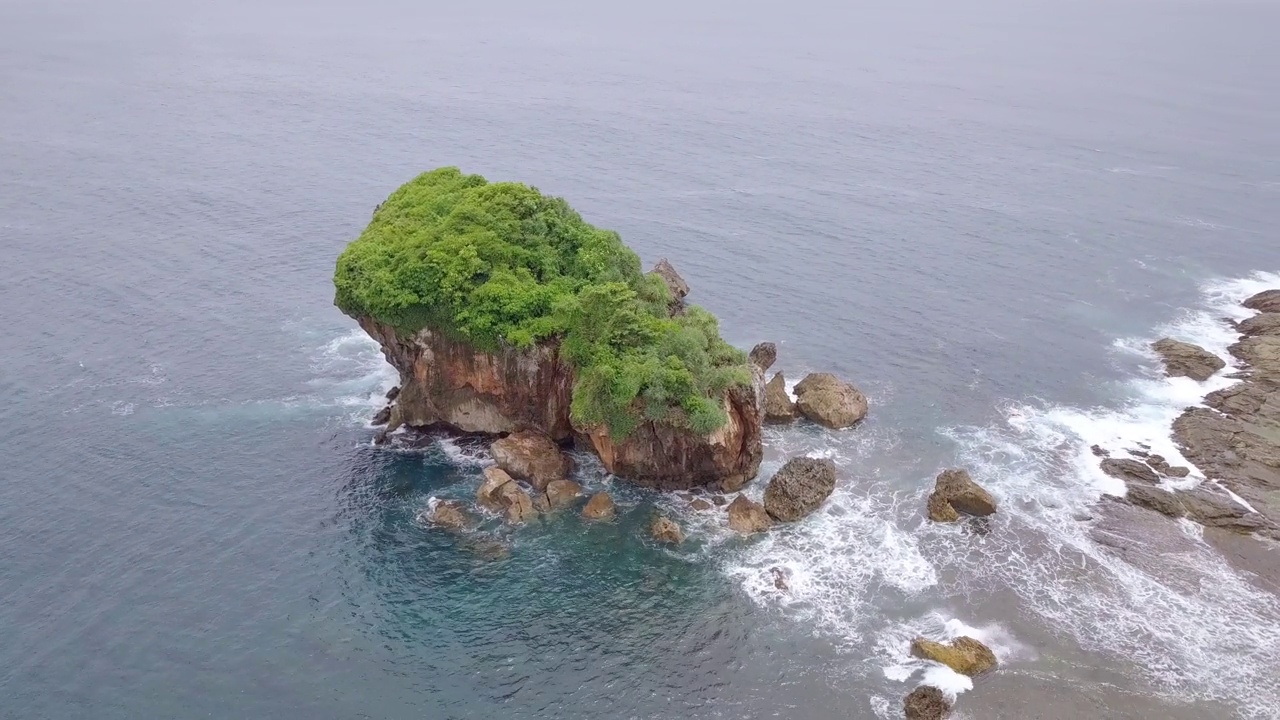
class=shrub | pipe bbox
[335,167,749,439]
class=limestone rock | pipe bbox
[1243,289,1280,314]
[419,500,471,530]
[582,492,615,520]
[911,636,997,676]
[1240,312,1280,337]
[543,478,582,509]
[928,469,997,519]
[491,431,572,491]
[650,515,684,544]
[1151,338,1225,381]
[793,372,868,429]
[926,492,960,522]
[764,456,837,521]
[749,342,777,372]
[726,495,772,533]
[764,372,798,423]
[477,466,515,510]
[903,686,951,720]
[1099,458,1159,485]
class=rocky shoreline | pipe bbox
[1097,289,1280,542]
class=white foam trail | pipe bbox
[307,327,399,423]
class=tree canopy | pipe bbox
[334,167,749,438]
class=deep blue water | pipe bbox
[3,0,1279,718]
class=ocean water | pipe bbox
[2,0,1279,718]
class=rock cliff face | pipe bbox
[354,282,765,492]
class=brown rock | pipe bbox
[419,500,471,530]
[1243,289,1280,314]
[1125,484,1186,518]
[727,495,772,533]
[491,431,572,491]
[903,686,951,720]
[477,466,515,510]
[650,515,684,544]
[1151,338,1226,381]
[532,494,552,513]
[651,258,690,310]
[793,372,869,429]
[749,342,777,372]
[926,492,960,522]
[1100,458,1160,485]
[1240,312,1280,337]
[544,479,583,510]
[689,498,713,511]
[911,636,997,676]
[581,492,615,520]
[763,457,837,521]
[495,481,537,524]
[929,469,997,517]
[764,372,798,423]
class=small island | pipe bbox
[334,167,768,489]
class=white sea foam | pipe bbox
[307,327,399,423]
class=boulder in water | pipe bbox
[764,372,798,423]
[477,466,516,510]
[689,498,713,511]
[726,495,772,533]
[544,478,582,510]
[903,686,951,720]
[764,456,837,521]
[927,469,997,520]
[650,515,684,544]
[911,636,997,676]
[793,372,868,429]
[418,499,472,530]
[491,431,572,491]
[926,492,960,522]
[1151,338,1226,381]
[582,492,615,520]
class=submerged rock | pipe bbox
[726,495,772,534]
[689,498,713,512]
[418,499,472,530]
[927,469,997,521]
[650,515,684,544]
[711,495,728,506]
[793,372,868,429]
[581,492,615,520]
[911,636,997,676]
[764,372,798,423]
[903,686,951,720]
[770,566,790,591]
[1100,458,1159,485]
[491,431,572,491]
[1151,338,1226,381]
[764,456,837,521]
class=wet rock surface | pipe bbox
[726,495,772,534]
[793,372,868,429]
[927,468,997,520]
[763,456,837,521]
[911,636,998,676]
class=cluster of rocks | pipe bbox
[763,370,869,429]
[1102,289,1280,540]
[902,634,999,719]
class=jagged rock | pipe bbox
[689,498,713,511]
[1091,444,1109,457]
[764,372,798,423]
[495,481,537,524]
[490,431,572,491]
[926,492,960,522]
[651,258,689,313]
[1240,313,1280,337]
[903,686,951,720]
[1100,458,1160,485]
[726,495,772,533]
[764,457,837,521]
[770,566,790,591]
[544,479,582,509]
[418,499,471,530]
[749,342,777,372]
[650,515,684,544]
[718,472,752,494]
[385,385,401,401]
[1151,338,1225,381]
[1231,335,1280,378]
[793,372,868,429]
[1125,484,1186,518]
[532,494,552,513]
[1146,455,1191,478]
[477,466,515,510]
[372,405,392,426]
[1244,289,1280,314]
[911,636,997,676]
[928,469,997,519]
[711,495,728,506]
[582,492,615,520]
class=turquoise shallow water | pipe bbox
[3,0,1279,717]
